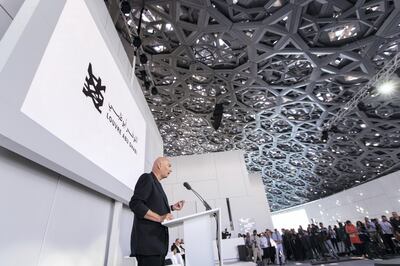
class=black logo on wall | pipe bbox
[83,63,106,113]
[81,62,139,155]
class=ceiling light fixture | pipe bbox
[320,130,329,143]
[377,79,398,95]
[212,103,224,130]
[151,86,158,95]
[120,1,131,15]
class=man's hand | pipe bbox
[172,200,185,211]
[160,213,174,223]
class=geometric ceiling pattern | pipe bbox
[108,0,400,211]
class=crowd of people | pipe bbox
[240,211,400,265]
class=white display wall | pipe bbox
[271,169,400,230]
[0,0,25,39]
[163,150,273,246]
[0,0,162,265]
[0,0,163,202]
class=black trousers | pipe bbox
[382,234,396,254]
[136,255,165,266]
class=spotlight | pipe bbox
[132,36,142,48]
[321,130,329,143]
[120,1,131,15]
[212,103,224,130]
[151,86,158,95]
[139,70,146,78]
[139,53,148,64]
[377,80,397,95]
[143,81,150,90]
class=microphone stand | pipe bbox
[187,186,222,265]
[190,188,212,211]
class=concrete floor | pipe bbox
[223,258,396,266]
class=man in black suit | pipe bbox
[130,157,184,266]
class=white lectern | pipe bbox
[163,208,223,266]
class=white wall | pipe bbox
[0,0,162,265]
[0,0,25,39]
[0,0,163,201]
[0,146,112,266]
[271,170,400,230]
[163,150,273,246]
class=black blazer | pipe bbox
[129,172,171,256]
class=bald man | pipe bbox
[129,157,184,266]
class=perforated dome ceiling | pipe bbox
[108,0,400,211]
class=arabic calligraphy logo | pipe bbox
[82,63,106,113]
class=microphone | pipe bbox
[183,182,191,190]
[183,182,212,211]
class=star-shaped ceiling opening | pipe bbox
[107,0,400,211]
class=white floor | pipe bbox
[222,258,385,266]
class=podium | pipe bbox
[163,208,223,266]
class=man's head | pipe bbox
[392,212,398,218]
[382,215,388,221]
[152,157,172,180]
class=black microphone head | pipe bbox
[183,182,191,190]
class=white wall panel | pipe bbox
[37,179,112,266]
[175,154,217,183]
[0,146,116,266]
[0,0,25,17]
[0,147,59,266]
[117,207,134,260]
[214,152,247,198]
[0,0,163,265]
[0,6,12,39]
[272,170,400,229]
[164,150,273,248]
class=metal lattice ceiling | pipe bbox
[107,0,400,211]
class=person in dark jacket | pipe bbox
[130,157,185,266]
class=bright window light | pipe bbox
[328,24,358,42]
[344,75,359,81]
[165,23,173,31]
[377,79,398,95]
[272,0,283,7]
[271,208,309,229]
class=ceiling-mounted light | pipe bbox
[377,79,397,95]
[120,1,131,15]
[143,81,150,90]
[151,86,158,95]
[272,0,283,7]
[132,36,142,48]
[212,103,224,130]
[320,130,329,143]
[139,53,148,64]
